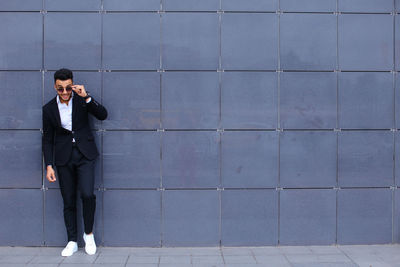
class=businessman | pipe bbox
[42,68,107,256]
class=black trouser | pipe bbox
[56,144,96,242]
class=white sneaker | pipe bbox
[61,241,78,257]
[83,233,96,255]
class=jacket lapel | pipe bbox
[51,97,62,127]
[72,94,78,130]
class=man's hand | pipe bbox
[71,85,87,98]
[46,165,56,183]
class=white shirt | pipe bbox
[56,93,91,143]
[57,94,73,131]
[57,94,75,142]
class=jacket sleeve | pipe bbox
[86,97,108,121]
[42,108,55,166]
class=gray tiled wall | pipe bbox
[0,0,399,246]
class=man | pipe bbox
[42,68,107,256]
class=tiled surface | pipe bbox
[162,131,219,188]
[162,13,219,70]
[280,131,337,188]
[0,71,42,129]
[338,72,393,129]
[163,0,219,11]
[1,245,400,266]
[221,131,278,188]
[280,189,336,245]
[338,0,394,12]
[280,0,336,12]
[44,0,101,11]
[338,14,393,71]
[103,13,160,70]
[103,131,160,188]
[338,131,393,187]
[162,190,219,246]
[0,13,42,69]
[337,189,392,244]
[103,190,161,246]
[221,0,278,11]
[0,189,43,246]
[103,0,160,11]
[221,72,277,129]
[0,131,42,188]
[0,0,398,247]
[44,13,101,70]
[280,72,337,129]
[162,72,219,129]
[103,72,160,129]
[221,190,278,246]
[221,13,278,70]
[280,14,336,71]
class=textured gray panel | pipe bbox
[103,72,160,129]
[280,0,336,12]
[338,131,393,187]
[45,0,101,10]
[46,131,102,189]
[221,72,277,129]
[0,13,42,69]
[338,72,393,129]
[2,0,399,247]
[396,16,400,71]
[103,13,160,70]
[162,72,219,129]
[395,131,400,186]
[222,0,277,11]
[280,72,337,129]
[280,189,336,245]
[0,0,42,10]
[44,13,101,70]
[338,14,393,71]
[339,0,394,12]
[163,190,219,246]
[396,73,400,128]
[222,13,278,70]
[395,189,400,243]
[162,13,219,70]
[221,131,278,188]
[103,131,160,188]
[162,131,220,188]
[0,72,42,129]
[44,189,103,247]
[280,14,336,70]
[221,189,278,246]
[103,0,160,10]
[0,189,43,246]
[0,131,41,188]
[103,190,161,246]
[163,0,219,11]
[338,188,392,244]
[280,131,337,188]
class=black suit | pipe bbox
[42,93,107,242]
[42,94,107,166]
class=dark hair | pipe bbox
[54,68,73,83]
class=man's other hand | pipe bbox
[46,165,56,182]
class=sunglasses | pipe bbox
[57,86,73,93]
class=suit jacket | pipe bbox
[42,94,107,166]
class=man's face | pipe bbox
[54,79,73,102]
